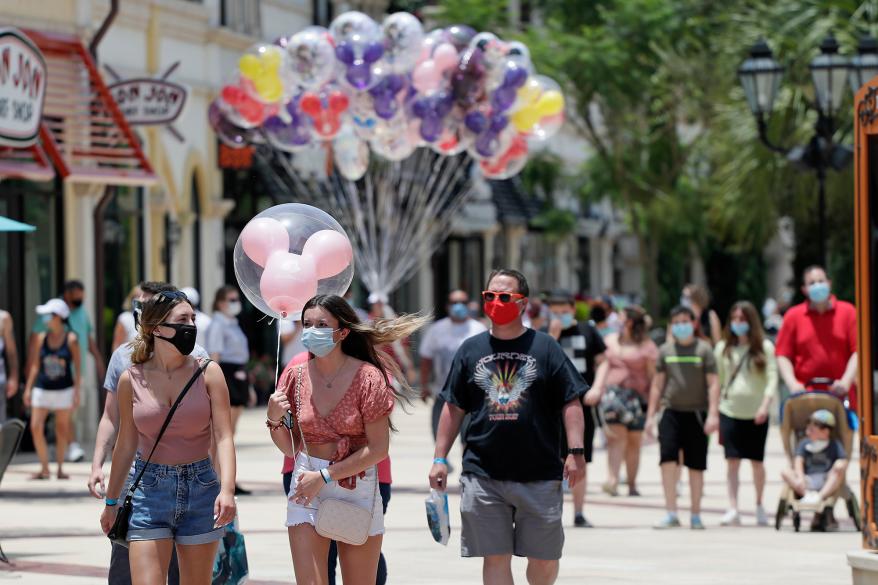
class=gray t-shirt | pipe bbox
[104,343,209,392]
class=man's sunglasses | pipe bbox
[482,291,525,303]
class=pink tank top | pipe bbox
[128,361,212,464]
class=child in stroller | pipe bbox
[780,409,849,531]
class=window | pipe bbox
[221,0,261,36]
[102,187,145,348]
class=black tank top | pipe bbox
[36,333,74,390]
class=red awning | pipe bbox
[18,29,156,186]
[0,142,55,182]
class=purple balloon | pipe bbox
[209,101,259,148]
[420,116,443,142]
[346,63,372,90]
[491,86,517,112]
[475,131,499,158]
[373,96,396,119]
[335,42,355,65]
[412,98,430,118]
[262,100,311,149]
[445,25,477,50]
[363,41,385,64]
[452,48,485,108]
[489,114,509,133]
[465,111,487,133]
[503,65,529,89]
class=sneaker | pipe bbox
[800,491,822,509]
[720,509,741,526]
[823,507,839,532]
[234,484,251,496]
[574,514,593,528]
[755,505,769,527]
[601,482,619,497]
[653,514,681,529]
[65,442,85,463]
[628,486,641,497]
[690,515,705,530]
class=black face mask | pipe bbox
[70,299,84,308]
[155,323,197,356]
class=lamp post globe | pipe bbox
[810,34,850,116]
[850,35,878,94]
[738,39,784,118]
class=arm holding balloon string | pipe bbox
[267,366,297,458]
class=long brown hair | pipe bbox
[212,285,238,313]
[300,294,430,404]
[722,301,766,370]
[621,305,648,344]
[130,293,193,364]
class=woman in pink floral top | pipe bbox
[267,294,427,585]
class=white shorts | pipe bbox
[31,387,74,410]
[286,452,384,536]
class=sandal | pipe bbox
[601,482,619,497]
[57,471,70,480]
[30,471,50,480]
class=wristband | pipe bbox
[105,498,118,506]
[319,468,332,484]
[567,448,586,456]
[433,457,449,466]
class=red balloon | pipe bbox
[300,93,323,116]
[328,91,350,113]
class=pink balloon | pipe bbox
[413,61,441,94]
[302,229,354,279]
[240,217,290,267]
[259,251,318,318]
[432,43,459,72]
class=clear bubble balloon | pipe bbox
[238,43,292,104]
[285,27,336,90]
[381,12,424,74]
[234,204,354,320]
[209,100,265,146]
[334,127,370,181]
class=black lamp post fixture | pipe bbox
[738,34,878,265]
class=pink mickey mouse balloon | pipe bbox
[233,203,355,320]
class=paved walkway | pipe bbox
[0,403,862,584]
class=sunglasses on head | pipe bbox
[154,290,188,304]
[482,291,525,303]
[809,421,831,430]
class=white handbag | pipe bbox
[292,365,376,546]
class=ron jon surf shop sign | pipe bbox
[109,78,186,126]
[0,28,47,148]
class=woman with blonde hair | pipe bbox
[100,291,237,585]
[267,294,428,585]
[716,300,777,527]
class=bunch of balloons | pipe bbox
[210,11,565,181]
[234,204,354,320]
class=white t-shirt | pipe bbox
[117,311,137,343]
[418,317,487,396]
[194,310,212,349]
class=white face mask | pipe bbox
[225,300,242,316]
[805,439,830,453]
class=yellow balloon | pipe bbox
[511,107,541,132]
[261,49,282,70]
[536,91,564,117]
[516,80,541,106]
[239,54,261,79]
[257,78,283,102]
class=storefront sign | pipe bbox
[0,28,47,147]
[108,78,187,125]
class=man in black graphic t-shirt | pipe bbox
[429,269,587,585]
[545,289,606,528]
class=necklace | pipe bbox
[313,356,348,389]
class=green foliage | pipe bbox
[434,0,869,314]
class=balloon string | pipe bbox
[275,318,283,390]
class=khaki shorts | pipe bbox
[459,474,564,560]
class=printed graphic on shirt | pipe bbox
[473,352,538,421]
[42,355,68,379]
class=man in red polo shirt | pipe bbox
[776,265,858,408]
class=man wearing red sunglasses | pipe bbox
[429,269,587,585]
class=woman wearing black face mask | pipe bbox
[101,292,237,584]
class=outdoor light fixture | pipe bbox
[850,35,878,93]
[809,34,850,116]
[738,34,857,265]
[738,39,785,118]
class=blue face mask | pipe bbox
[671,322,694,341]
[301,327,339,357]
[807,282,831,303]
[41,314,53,325]
[556,313,575,329]
[449,302,469,321]
[730,321,750,337]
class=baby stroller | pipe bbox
[774,387,861,532]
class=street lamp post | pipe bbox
[738,34,872,266]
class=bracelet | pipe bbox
[105,498,118,506]
[319,468,332,484]
[433,457,449,466]
[265,418,284,431]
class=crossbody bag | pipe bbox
[720,351,749,401]
[107,359,212,548]
[289,364,376,546]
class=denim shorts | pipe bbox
[128,457,225,545]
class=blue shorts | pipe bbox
[127,457,225,545]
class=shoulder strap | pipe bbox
[127,358,212,496]
[721,350,748,400]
